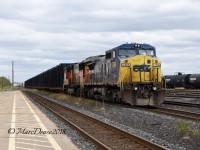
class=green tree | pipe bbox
[0,76,11,89]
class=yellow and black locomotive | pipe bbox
[64,43,165,106]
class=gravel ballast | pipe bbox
[33,91,200,150]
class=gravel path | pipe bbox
[34,91,200,150]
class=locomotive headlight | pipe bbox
[134,87,138,90]
[153,87,157,90]
[134,44,140,48]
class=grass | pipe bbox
[38,90,50,95]
[176,121,200,139]
[193,130,200,137]
[38,91,107,112]
[0,87,12,92]
[192,121,200,137]
[176,121,191,136]
[110,106,117,114]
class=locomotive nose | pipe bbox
[131,55,161,83]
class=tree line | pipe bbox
[0,76,11,88]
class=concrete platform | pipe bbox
[0,91,79,150]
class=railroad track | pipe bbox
[23,91,166,150]
[163,101,200,108]
[165,89,200,98]
[146,107,200,121]
[165,94,200,98]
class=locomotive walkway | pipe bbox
[0,91,78,150]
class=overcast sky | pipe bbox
[0,0,200,82]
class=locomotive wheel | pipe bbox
[115,96,121,103]
[76,88,80,97]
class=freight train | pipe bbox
[25,43,165,106]
[164,73,200,89]
[25,63,72,90]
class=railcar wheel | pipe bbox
[115,96,121,103]
[76,88,80,97]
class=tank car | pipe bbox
[164,75,176,88]
[188,74,200,89]
[165,74,190,89]
[64,43,165,106]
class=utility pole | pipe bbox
[12,61,14,90]
[1,77,3,89]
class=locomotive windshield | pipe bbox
[119,49,137,58]
[139,50,155,56]
[119,49,155,58]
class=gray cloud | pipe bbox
[0,0,200,82]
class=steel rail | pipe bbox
[163,101,200,108]
[165,89,200,98]
[24,92,109,150]
[147,107,200,121]
[165,94,200,98]
[23,91,166,150]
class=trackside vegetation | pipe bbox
[0,76,11,91]
[176,121,200,139]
